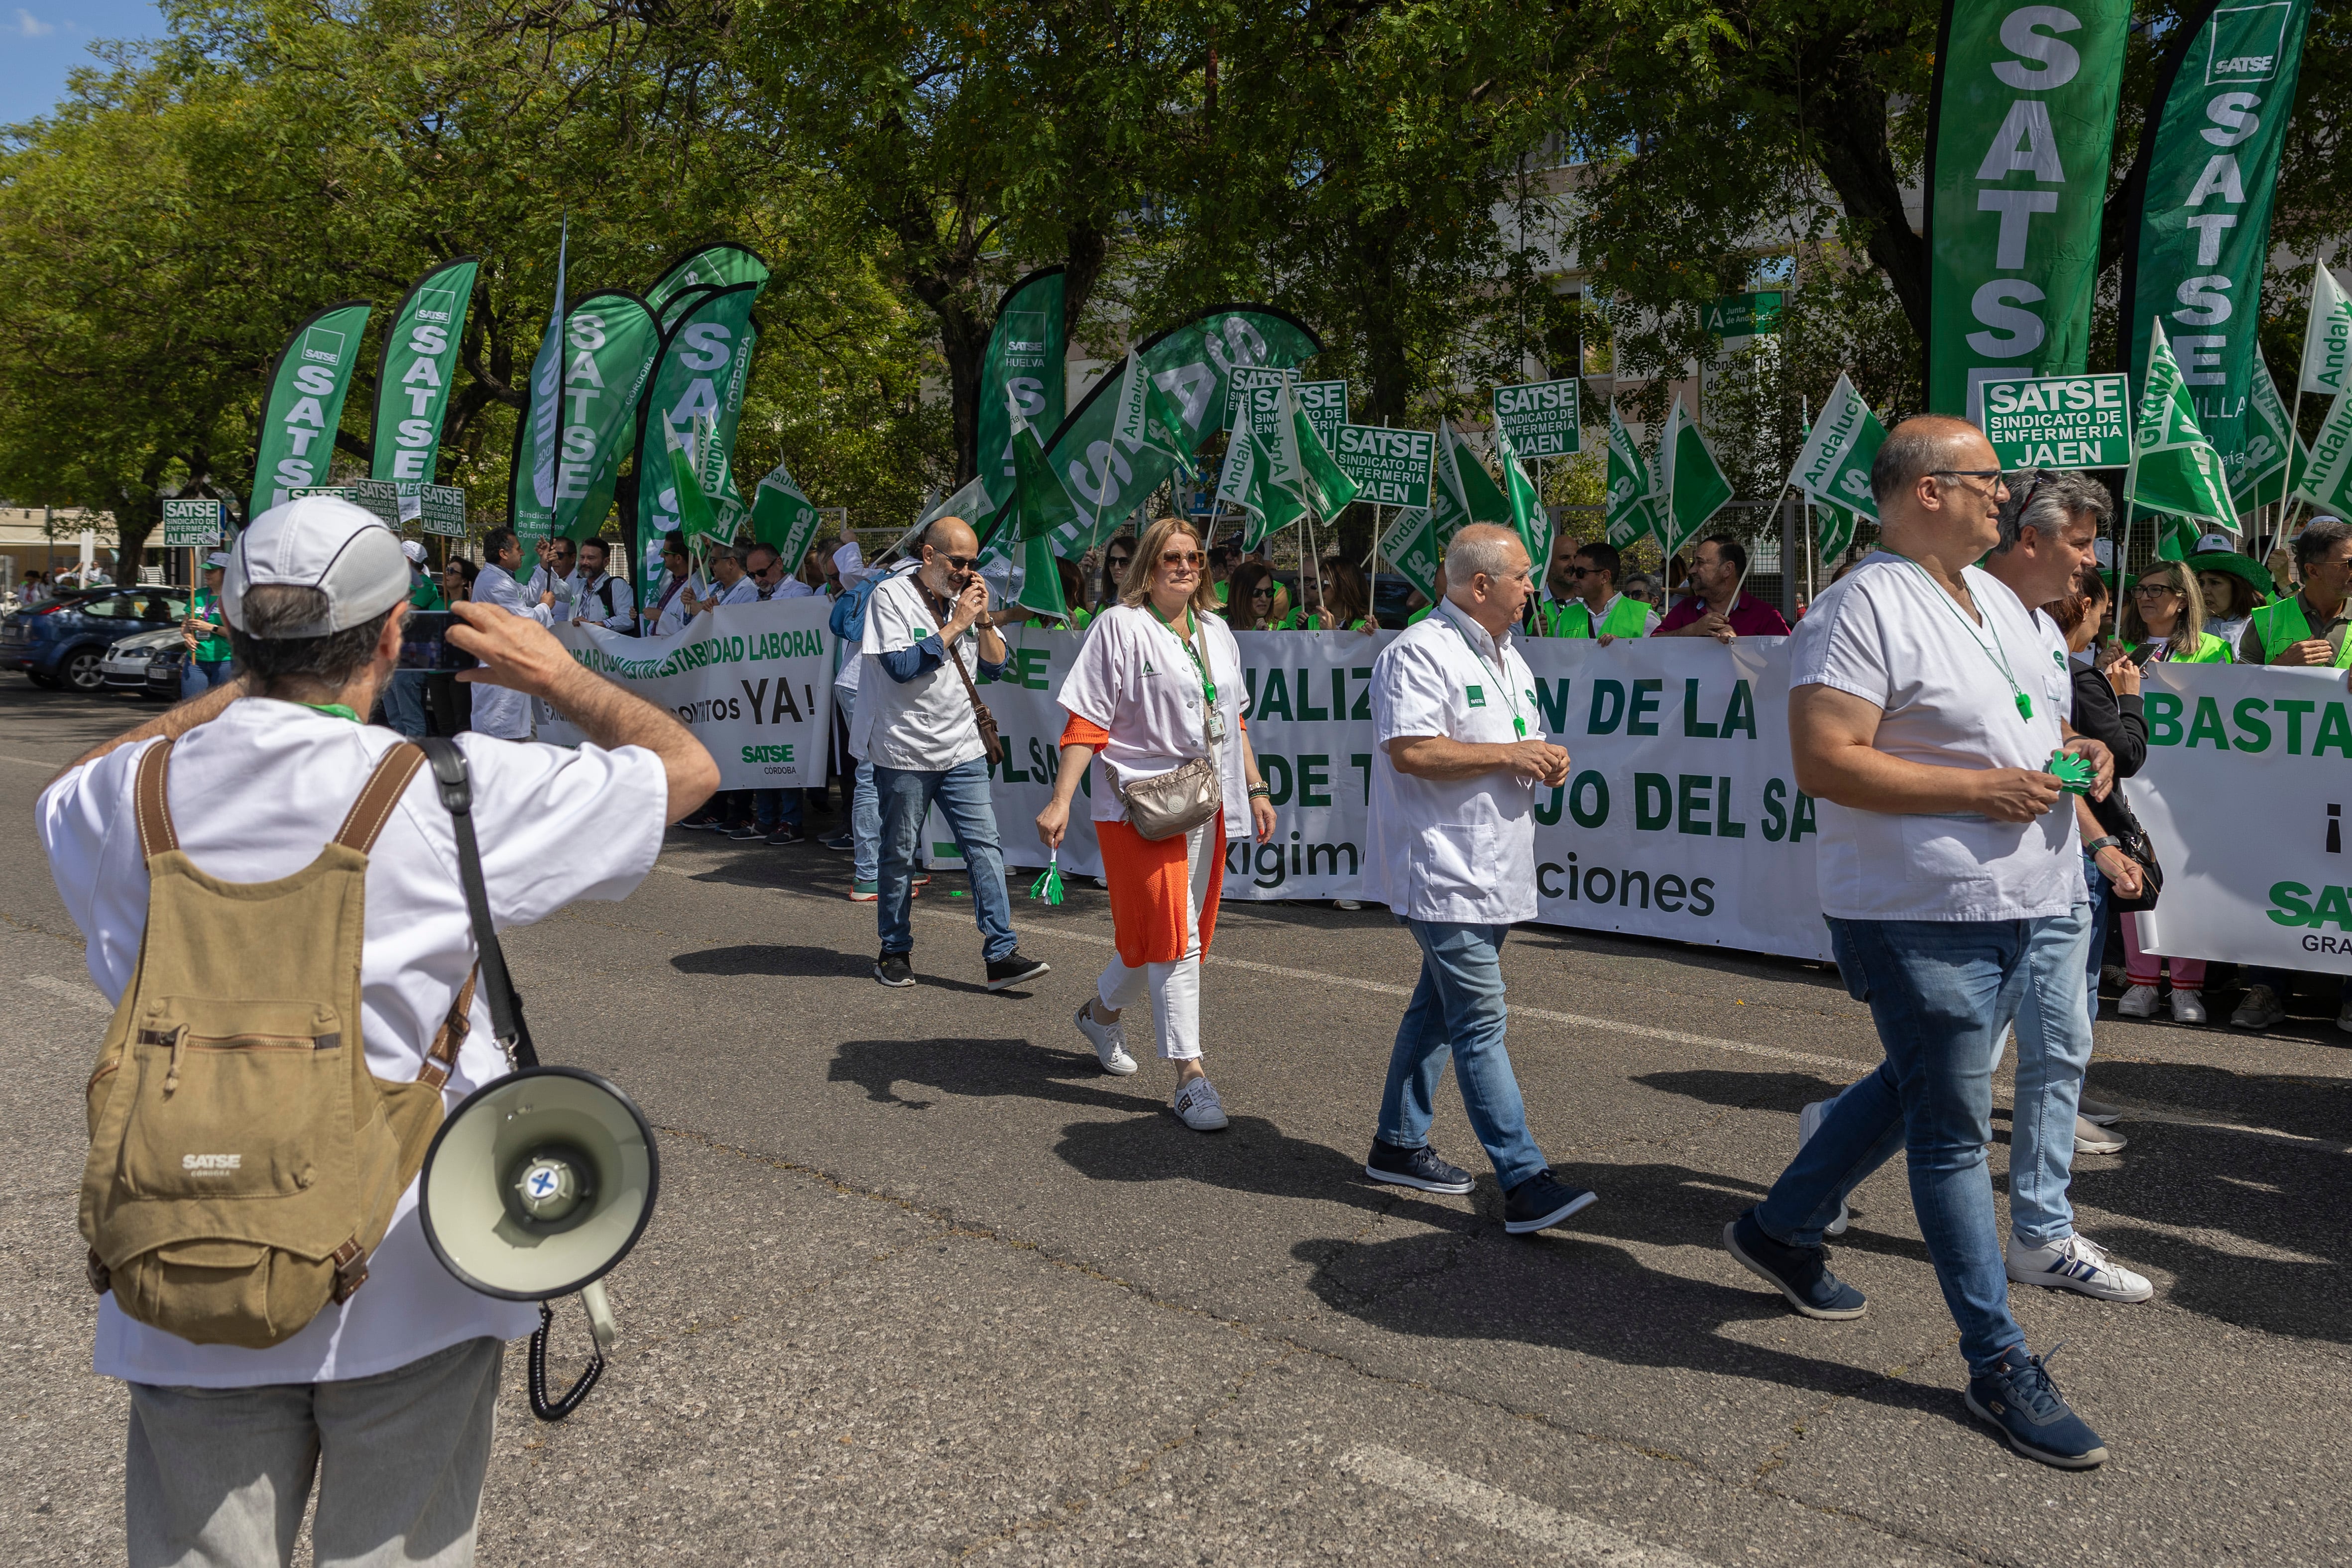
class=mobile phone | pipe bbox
[398,611,478,672]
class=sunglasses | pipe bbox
[931,552,977,572]
[1250,586,1274,599]
[1161,550,1204,567]
[1566,566,1592,578]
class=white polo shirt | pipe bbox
[38,701,667,1387]
[1368,597,1541,924]
[854,566,990,772]
[1792,552,2082,921]
[1055,603,1251,838]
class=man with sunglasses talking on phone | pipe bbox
[855,516,1050,992]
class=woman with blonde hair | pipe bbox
[2120,559,2232,664]
[1037,516,1279,1130]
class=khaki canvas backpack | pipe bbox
[79,738,476,1348]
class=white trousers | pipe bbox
[1097,818,1217,1061]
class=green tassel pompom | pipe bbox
[1030,853,1066,906]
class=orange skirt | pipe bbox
[1097,810,1226,967]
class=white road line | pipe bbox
[27,974,112,1014]
[0,753,64,771]
[1336,1445,1715,1567]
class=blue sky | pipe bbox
[2,0,168,126]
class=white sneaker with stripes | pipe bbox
[2006,1232,2153,1303]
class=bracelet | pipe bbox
[2084,836,2122,855]
[1248,784,1272,799]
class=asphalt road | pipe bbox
[4,679,2349,1567]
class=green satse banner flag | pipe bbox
[1785,372,1886,520]
[370,257,477,487]
[1379,506,1440,602]
[1292,390,1361,519]
[2133,319,2240,543]
[1047,306,1323,556]
[747,455,824,569]
[2121,0,2312,491]
[635,283,764,543]
[551,290,661,541]
[1925,0,2131,416]
[1656,398,1734,558]
[646,242,770,324]
[978,268,1066,496]
[250,300,372,518]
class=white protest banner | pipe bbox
[543,597,835,791]
[2129,662,2352,970]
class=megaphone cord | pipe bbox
[528,1300,605,1422]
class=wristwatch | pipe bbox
[2084,836,2122,855]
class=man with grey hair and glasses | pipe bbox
[1722,419,2120,1469]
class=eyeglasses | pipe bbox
[1161,550,1204,567]
[1566,566,1590,578]
[1250,586,1274,600]
[2131,582,2183,597]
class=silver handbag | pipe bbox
[1117,616,1223,841]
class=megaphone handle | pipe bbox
[527,1299,605,1423]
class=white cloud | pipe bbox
[14,8,55,36]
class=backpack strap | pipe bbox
[133,738,179,858]
[332,743,428,853]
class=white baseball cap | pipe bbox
[2193,532,2236,555]
[204,551,232,569]
[400,539,428,565]
[225,494,411,638]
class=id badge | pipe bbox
[1205,705,1228,743]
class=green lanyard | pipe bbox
[1904,560,2031,722]
[1148,602,1217,710]
[301,702,360,722]
[1443,610,1528,738]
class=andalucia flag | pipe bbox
[1605,405,1660,550]
[2132,319,2239,556]
[1655,395,1733,558]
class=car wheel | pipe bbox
[27,671,60,689]
[62,648,106,692]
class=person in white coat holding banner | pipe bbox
[1361,524,1593,1234]
[1036,516,1278,1131]
[470,527,556,740]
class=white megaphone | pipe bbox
[411,739,661,1420]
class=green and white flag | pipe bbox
[1105,349,1199,480]
[1656,396,1734,557]
[2301,265,2352,397]
[1924,0,2132,416]
[2132,319,2239,542]
[1231,370,1307,550]
[978,267,1066,493]
[2290,391,2352,518]
[1604,406,1660,549]
[1785,372,1885,519]
[1378,506,1441,603]
[1289,379,1361,518]
[1814,496,1865,562]
[512,219,569,536]
[249,300,372,518]
[646,242,770,325]
[550,290,661,541]
[369,256,477,491]
[1428,417,1475,542]
[999,387,1075,620]
[1495,420,1548,568]
[2235,352,2309,511]
[747,456,825,570]
[664,414,722,545]
[636,282,764,543]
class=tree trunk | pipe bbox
[1797,49,1931,347]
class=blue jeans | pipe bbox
[1376,920,1548,1191]
[383,670,430,737]
[2081,851,2110,1030]
[874,758,1016,962]
[180,658,234,698]
[1756,916,2037,1376]
[2006,902,2093,1247]
[752,788,804,831]
[850,758,880,884]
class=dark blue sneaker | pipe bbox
[1365,1138,1475,1195]
[1967,1344,2108,1469]
[1722,1208,1867,1320]
[1502,1169,1598,1234]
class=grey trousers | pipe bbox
[126,1336,503,1568]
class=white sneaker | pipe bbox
[1333,898,1363,911]
[1796,1099,1850,1236]
[2118,984,2160,1018]
[2170,989,2207,1025]
[2073,1115,2127,1156]
[2076,1095,2124,1126]
[2007,1232,2154,1303]
[1172,1076,1228,1131]
[1073,1002,1137,1076]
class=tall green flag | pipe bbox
[1428,417,1476,542]
[1924,0,2132,416]
[1656,397,1734,558]
[646,242,770,324]
[978,267,1066,494]
[2119,0,2312,490]
[547,290,661,541]
[1785,372,1886,521]
[1447,425,1515,531]
[2133,318,2240,553]
[369,257,477,490]
[2300,265,2352,397]
[1494,420,1548,568]
[509,219,569,539]
[634,282,764,543]
[1046,306,1322,555]
[1229,370,1307,550]
[747,455,825,572]
[1000,388,1074,619]
[250,300,372,518]
[1291,381,1362,518]
[2235,351,2309,511]
[1379,505,1441,603]
[2289,390,2352,519]
[1604,406,1660,549]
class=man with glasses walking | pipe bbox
[1722,418,2119,1469]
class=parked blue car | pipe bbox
[1,587,192,692]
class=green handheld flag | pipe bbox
[370,257,477,490]
[1379,506,1441,603]
[1494,420,1548,568]
[748,456,825,570]
[1003,389,1074,620]
[2235,352,2308,511]
[1784,372,1885,520]
[1102,350,1199,482]
[1923,0,2131,415]
[2302,265,2352,397]
[1604,406,1660,550]
[2289,390,2352,518]
[1446,425,1515,531]
[2131,319,2239,538]
[664,415,722,544]
[249,300,373,518]
[1291,384,1361,518]
[1657,397,1734,559]
[1814,497,1864,563]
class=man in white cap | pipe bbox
[37,493,717,1568]
[179,550,235,696]
[383,539,446,737]
[471,527,557,739]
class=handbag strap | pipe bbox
[926,587,995,729]
[416,737,537,1069]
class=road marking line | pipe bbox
[1336,1445,1715,1567]
[0,753,64,770]
[28,974,111,1014]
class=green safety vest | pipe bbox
[2247,596,2352,668]
[2168,632,2233,665]
[1544,595,1650,640]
